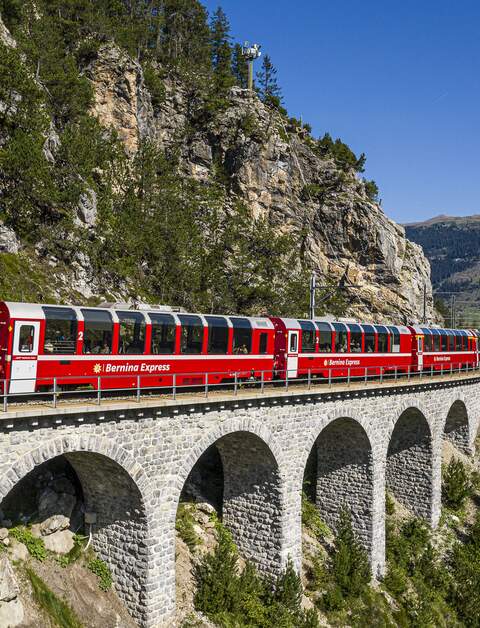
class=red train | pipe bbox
[0,301,478,394]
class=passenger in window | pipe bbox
[100,342,110,354]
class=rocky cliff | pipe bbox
[0,9,433,323]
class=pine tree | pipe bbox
[330,508,370,598]
[210,6,234,92]
[232,43,248,88]
[256,53,282,108]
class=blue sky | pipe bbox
[203,0,480,223]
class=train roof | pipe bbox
[1,301,274,329]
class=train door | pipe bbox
[417,335,423,372]
[287,330,299,378]
[10,321,40,393]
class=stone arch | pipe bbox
[444,399,471,454]
[308,416,374,556]
[0,436,155,625]
[386,407,433,520]
[175,419,287,575]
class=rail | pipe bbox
[2,361,480,412]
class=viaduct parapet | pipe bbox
[1,377,479,626]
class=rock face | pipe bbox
[0,15,16,48]
[86,43,154,155]
[0,556,24,628]
[86,47,434,322]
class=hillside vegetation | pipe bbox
[406,215,480,328]
[0,0,433,321]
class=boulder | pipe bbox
[0,528,8,541]
[39,514,70,536]
[0,224,20,254]
[51,477,76,496]
[196,502,216,516]
[0,556,19,602]
[43,529,74,554]
[0,598,24,628]
[37,488,76,520]
[9,540,28,563]
[76,187,97,227]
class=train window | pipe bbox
[178,315,204,354]
[231,317,252,354]
[433,334,440,352]
[205,316,228,354]
[42,307,77,354]
[362,325,375,353]
[19,325,34,353]
[259,332,268,354]
[150,313,176,354]
[422,330,433,352]
[375,326,389,352]
[333,323,348,353]
[387,326,400,353]
[117,311,146,354]
[348,324,362,353]
[316,322,332,352]
[299,321,316,352]
[82,309,113,354]
[440,331,448,352]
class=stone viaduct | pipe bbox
[1,375,479,626]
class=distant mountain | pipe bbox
[405,215,480,327]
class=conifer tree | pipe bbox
[210,6,235,91]
[232,43,248,88]
[256,53,282,108]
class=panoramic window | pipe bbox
[387,326,400,353]
[333,323,348,353]
[18,325,35,353]
[231,317,252,354]
[348,324,362,353]
[362,325,375,353]
[150,313,176,354]
[440,331,448,352]
[300,321,316,352]
[82,309,113,354]
[42,307,77,354]
[375,326,390,352]
[316,322,332,352]
[422,329,433,352]
[433,333,441,352]
[117,311,146,354]
[178,315,204,354]
[206,316,229,354]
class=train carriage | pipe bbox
[270,316,412,379]
[0,301,276,394]
[410,326,478,373]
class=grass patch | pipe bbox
[56,534,86,568]
[10,526,47,561]
[87,557,112,591]
[26,567,82,628]
[302,491,331,541]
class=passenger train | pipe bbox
[0,301,478,394]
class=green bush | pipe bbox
[56,534,86,568]
[364,179,379,202]
[87,557,112,591]
[10,526,47,562]
[385,492,395,516]
[329,509,370,598]
[176,503,200,551]
[194,525,318,627]
[442,458,473,510]
[301,492,331,541]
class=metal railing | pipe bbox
[1,360,479,413]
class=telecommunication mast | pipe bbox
[241,42,261,90]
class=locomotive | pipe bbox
[0,301,477,394]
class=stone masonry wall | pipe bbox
[1,380,480,626]
[386,408,433,519]
[66,452,149,623]
[217,431,283,575]
[316,418,373,550]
